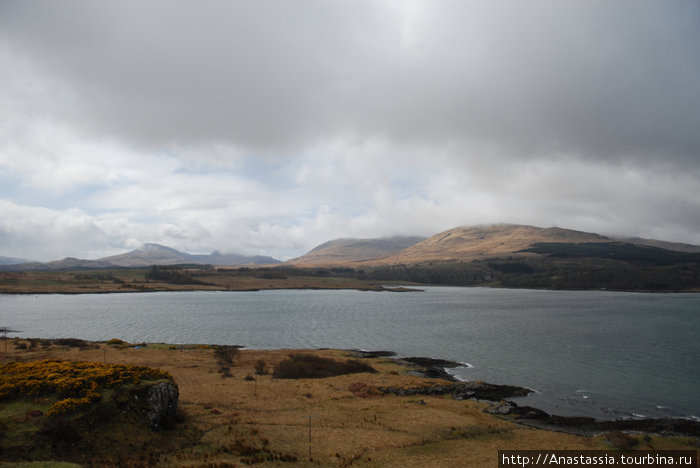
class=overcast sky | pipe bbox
[1,0,700,261]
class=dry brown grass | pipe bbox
[282,224,612,268]
[365,224,610,265]
[1,340,694,467]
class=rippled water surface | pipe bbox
[2,287,698,420]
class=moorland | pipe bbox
[1,338,697,467]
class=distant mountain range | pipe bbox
[0,243,280,271]
[284,224,700,291]
[288,224,700,266]
[3,224,700,291]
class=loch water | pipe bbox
[1,287,698,421]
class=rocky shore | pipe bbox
[490,401,700,438]
[354,349,700,438]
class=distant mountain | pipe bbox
[289,225,613,266]
[289,236,426,265]
[100,243,280,267]
[100,244,193,267]
[345,224,700,291]
[192,251,281,266]
[3,225,699,291]
[285,224,700,290]
[0,244,280,271]
[376,224,611,264]
[0,256,33,266]
[376,224,700,266]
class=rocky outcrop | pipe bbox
[351,350,397,359]
[486,401,700,437]
[113,379,179,429]
[146,381,179,429]
[398,356,466,380]
[378,381,532,401]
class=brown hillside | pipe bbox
[289,236,425,265]
[368,224,611,265]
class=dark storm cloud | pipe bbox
[0,1,377,149]
[2,0,699,166]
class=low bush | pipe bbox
[53,338,94,349]
[106,338,127,346]
[214,345,240,366]
[214,345,240,378]
[254,360,267,375]
[273,354,376,379]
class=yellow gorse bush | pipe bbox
[0,360,172,416]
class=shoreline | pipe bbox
[360,351,700,438]
[0,269,426,295]
[4,337,697,439]
[2,268,698,294]
[2,337,697,466]
[0,285,423,295]
[2,285,699,295]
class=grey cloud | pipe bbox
[2,0,700,260]
[0,1,375,149]
[1,0,699,167]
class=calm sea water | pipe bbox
[1,287,698,421]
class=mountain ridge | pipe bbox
[288,224,700,267]
[3,224,700,273]
[287,224,613,266]
[2,224,699,291]
[371,224,611,265]
[0,244,280,271]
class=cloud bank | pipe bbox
[1,0,699,261]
